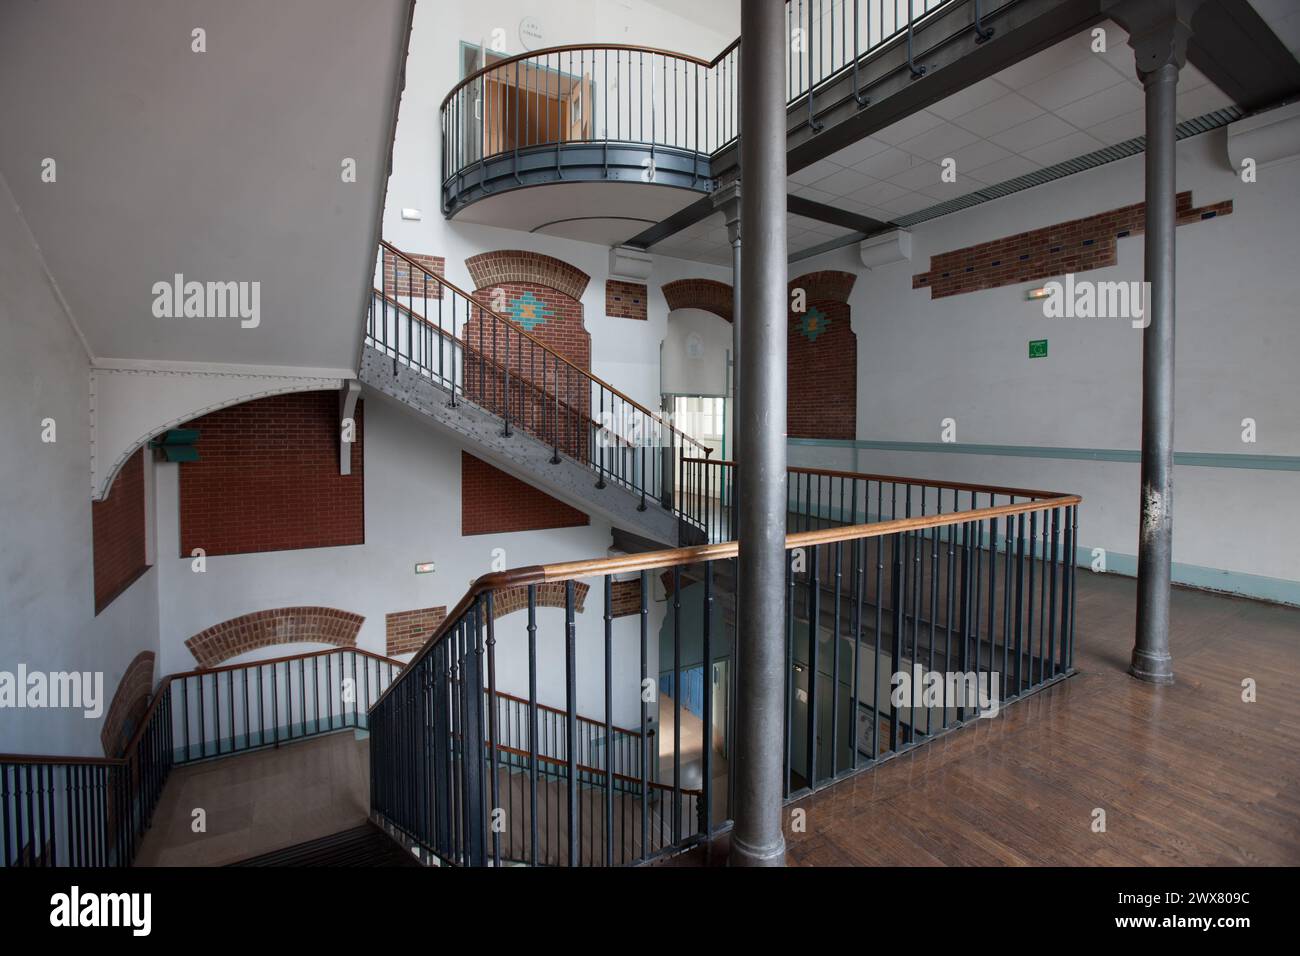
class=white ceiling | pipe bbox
[651,209,859,265]
[653,19,1239,264]
[0,0,411,370]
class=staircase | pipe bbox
[228,824,419,867]
[360,242,712,546]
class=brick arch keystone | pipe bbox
[101,651,156,757]
[465,250,591,301]
[185,607,364,669]
[789,270,857,304]
[661,279,733,322]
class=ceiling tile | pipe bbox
[963,153,1043,186]
[1086,107,1145,146]
[829,135,891,167]
[896,121,981,160]
[874,109,946,145]
[951,92,1044,137]
[918,176,987,201]
[990,112,1077,152]
[947,138,1013,174]
[808,165,876,198]
[850,145,916,179]
[1056,78,1144,129]
[789,157,844,186]
[878,191,934,217]
[928,77,1010,120]
[888,161,949,191]
[851,179,910,207]
[791,183,835,203]
[1021,130,1105,166]
[1019,55,1128,112]
[1176,83,1236,120]
[997,40,1093,88]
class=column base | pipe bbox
[1129,647,1175,684]
[727,832,787,867]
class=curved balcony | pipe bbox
[440,43,738,242]
[439,3,957,241]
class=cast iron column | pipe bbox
[731,0,788,868]
[1114,0,1201,684]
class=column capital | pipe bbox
[712,180,742,245]
[1103,0,1206,76]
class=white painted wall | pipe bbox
[661,307,731,397]
[795,129,1300,588]
[0,172,160,757]
[153,392,666,728]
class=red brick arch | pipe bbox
[788,270,856,304]
[491,582,589,619]
[185,607,364,669]
[465,250,590,300]
[788,271,858,441]
[101,651,156,757]
[661,279,733,322]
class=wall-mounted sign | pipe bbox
[685,331,704,358]
[519,16,543,51]
[1028,339,1048,359]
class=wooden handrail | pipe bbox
[441,43,715,111]
[379,243,711,455]
[681,457,1074,502]
[373,487,1082,711]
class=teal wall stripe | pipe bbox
[787,437,1300,471]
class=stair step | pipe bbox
[226,823,419,867]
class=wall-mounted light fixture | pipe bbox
[1024,286,1052,301]
[401,208,422,221]
[414,561,435,575]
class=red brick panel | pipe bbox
[606,280,648,320]
[465,281,591,462]
[491,582,590,618]
[789,270,857,304]
[185,607,364,669]
[386,606,448,656]
[179,391,364,557]
[100,651,156,757]
[913,192,1233,298]
[382,249,445,298]
[92,447,149,614]
[461,452,590,535]
[661,278,733,322]
[465,250,591,301]
[609,579,642,617]
[788,299,856,440]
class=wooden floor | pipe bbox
[134,573,1300,867]
[769,572,1300,866]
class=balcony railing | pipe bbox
[368,463,1080,866]
[440,0,957,208]
[367,241,712,517]
[1,647,401,868]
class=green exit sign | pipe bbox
[1028,339,1048,358]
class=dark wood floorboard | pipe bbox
[686,573,1300,866]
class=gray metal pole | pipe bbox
[730,0,787,868]
[1131,60,1179,685]
[730,221,742,464]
